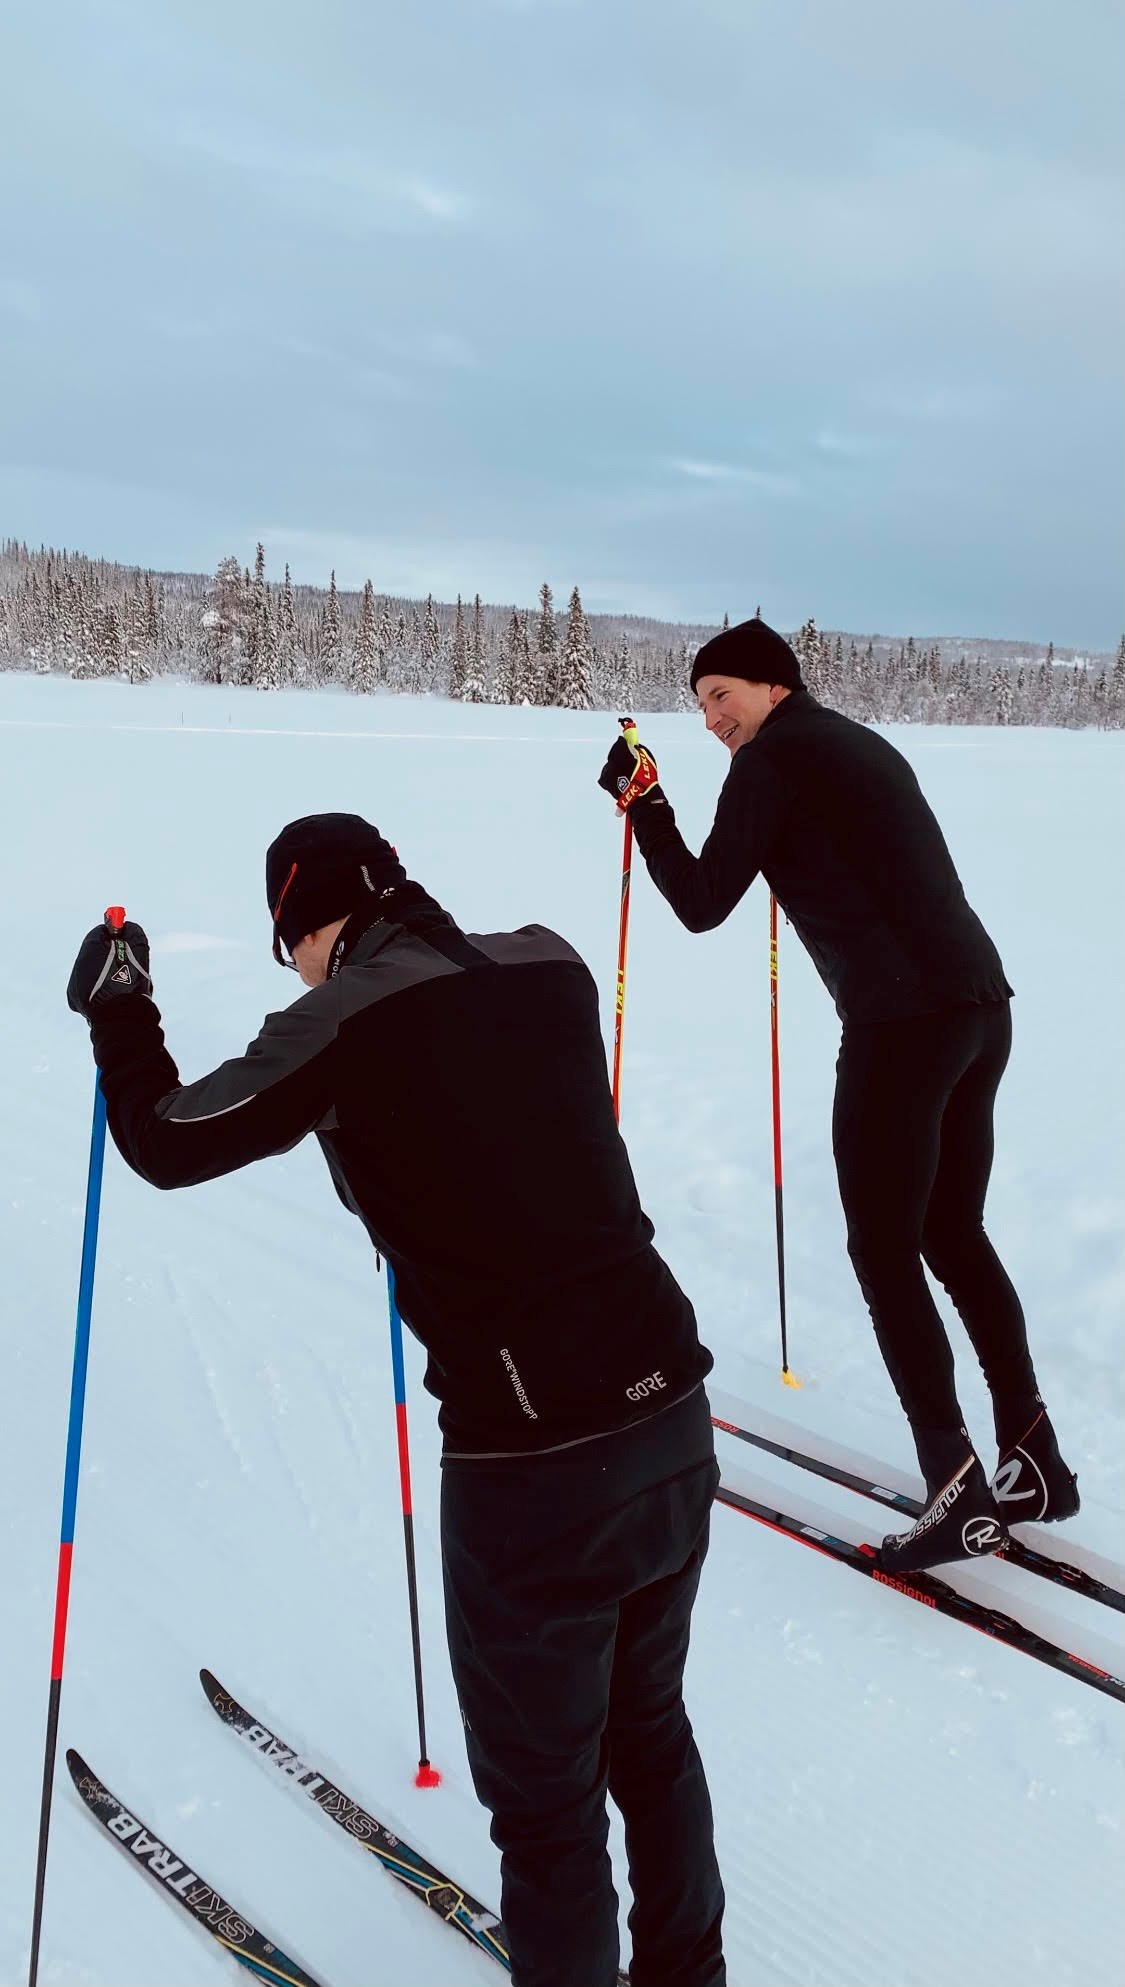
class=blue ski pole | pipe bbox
[29,905,123,1986]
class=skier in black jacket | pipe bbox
[67,813,726,1987]
[598,616,1078,1573]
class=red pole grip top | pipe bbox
[104,905,126,930]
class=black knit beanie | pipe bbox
[266,813,407,955]
[689,616,804,694]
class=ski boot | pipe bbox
[880,1451,1007,1573]
[991,1403,1080,1525]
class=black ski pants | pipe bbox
[440,1387,725,1987]
[833,998,1037,1464]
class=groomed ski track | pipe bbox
[4,677,1123,1986]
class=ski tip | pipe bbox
[781,1368,803,1389]
[415,1762,442,1789]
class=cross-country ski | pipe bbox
[199,1669,512,1971]
[710,1387,1125,1613]
[66,1751,323,1986]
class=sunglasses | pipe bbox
[271,861,300,970]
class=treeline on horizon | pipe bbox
[2,538,1123,730]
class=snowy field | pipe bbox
[2,671,1123,1987]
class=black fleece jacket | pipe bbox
[632,690,1012,1024]
[88,899,710,1455]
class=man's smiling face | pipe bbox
[695,674,789,754]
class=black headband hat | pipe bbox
[689,616,804,694]
[266,812,407,958]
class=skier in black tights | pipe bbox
[598,615,1079,1573]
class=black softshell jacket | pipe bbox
[632,690,1012,1024]
[89,907,710,1454]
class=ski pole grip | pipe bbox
[104,905,126,932]
[619,717,638,749]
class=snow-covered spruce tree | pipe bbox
[278,565,297,682]
[247,554,276,690]
[503,610,525,704]
[54,570,79,674]
[1029,659,1051,726]
[322,570,342,681]
[842,639,863,720]
[558,586,594,710]
[71,572,95,673]
[615,633,637,714]
[991,666,1014,726]
[535,582,558,705]
[860,642,878,719]
[64,575,95,677]
[462,594,486,703]
[353,580,379,693]
[820,633,843,708]
[422,594,441,688]
[144,572,161,652]
[390,610,409,692]
[675,640,695,712]
[232,567,252,683]
[1111,636,1125,728]
[256,590,280,690]
[98,602,123,678]
[403,606,423,689]
[379,600,397,687]
[248,542,266,671]
[202,554,246,685]
[516,610,536,704]
[485,625,508,704]
[70,571,97,678]
[794,618,823,699]
[449,595,468,699]
[124,586,153,683]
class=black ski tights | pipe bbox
[832,1000,1038,1478]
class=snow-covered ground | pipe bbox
[2,672,1123,1987]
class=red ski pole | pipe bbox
[610,719,638,1124]
[385,1263,440,1788]
[770,893,800,1388]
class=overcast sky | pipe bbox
[2,0,1122,647]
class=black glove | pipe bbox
[597,720,661,811]
[67,913,153,1020]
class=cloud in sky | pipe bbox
[167,119,475,233]
[669,459,802,497]
[1,0,1121,647]
[814,431,891,460]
